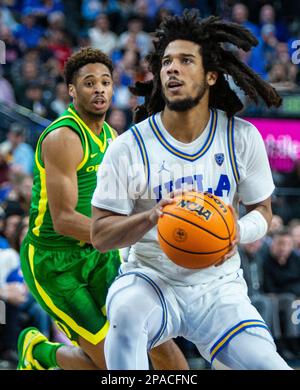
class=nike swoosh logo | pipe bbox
[90,153,98,158]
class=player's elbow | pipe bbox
[91,224,110,253]
[91,236,110,253]
[53,213,70,236]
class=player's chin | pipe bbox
[89,107,107,116]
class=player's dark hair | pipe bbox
[130,10,282,122]
[64,47,113,85]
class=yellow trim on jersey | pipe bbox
[210,320,269,363]
[68,107,107,153]
[32,158,47,237]
[35,114,90,171]
[227,117,240,183]
[28,243,109,345]
[75,119,89,171]
[105,122,117,140]
[131,126,150,185]
[149,110,217,161]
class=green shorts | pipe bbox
[20,238,121,345]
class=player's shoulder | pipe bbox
[216,109,262,143]
[115,116,153,146]
[107,126,135,150]
[105,119,150,158]
[233,114,260,135]
[216,109,257,133]
[131,115,153,138]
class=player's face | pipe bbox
[69,63,113,117]
[160,40,217,111]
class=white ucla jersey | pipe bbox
[92,109,275,285]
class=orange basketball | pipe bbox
[157,191,236,269]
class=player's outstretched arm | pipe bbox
[42,127,92,242]
[91,196,175,253]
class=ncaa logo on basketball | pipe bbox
[214,153,224,166]
[173,228,187,242]
[178,199,212,221]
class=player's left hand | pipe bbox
[215,205,240,267]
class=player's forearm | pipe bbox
[53,210,92,243]
[91,211,154,252]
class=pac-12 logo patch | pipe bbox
[215,153,224,166]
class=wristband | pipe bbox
[238,210,268,244]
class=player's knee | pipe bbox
[250,348,291,370]
[109,302,146,338]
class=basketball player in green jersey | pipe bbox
[17,48,188,370]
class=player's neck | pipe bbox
[161,105,211,144]
[73,104,105,135]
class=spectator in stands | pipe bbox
[289,219,300,255]
[153,6,173,29]
[0,66,16,107]
[118,14,152,58]
[230,3,267,78]
[88,13,117,55]
[181,0,211,17]
[144,0,182,19]
[268,62,299,91]
[263,229,300,358]
[12,60,45,104]
[231,3,259,36]
[15,175,33,215]
[268,214,284,236]
[107,107,128,134]
[3,214,23,248]
[47,30,72,71]
[81,0,103,24]
[0,123,34,176]
[82,0,121,29]
[135,0,155,33]
[263,229,300,295]
[111,68,131,109]
[0,208,9,249]
[0,26,22,79]
[239,240,281,340]
[0,146,10,190]
[0,2,19,32]
[117,47,140,86]
[22,81,53,119]
[14,12,44,50]
[0,245,27,365]
[46,10,66,33]
[280,159,300,222]
[117,0,137,24]
[259,4,289,43]
[49,81,70,117]
[0,217,51,366]
[25,0,64,20]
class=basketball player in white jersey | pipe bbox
[91,11,291,369]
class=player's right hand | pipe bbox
[4,283,27,306]
[147,189,190,225]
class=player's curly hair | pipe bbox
[64,47,113,85]
[130,9,282,122]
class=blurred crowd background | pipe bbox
[0,0,300,369]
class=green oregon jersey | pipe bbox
[27,103,116,249]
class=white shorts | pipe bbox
[106,266,275,364]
